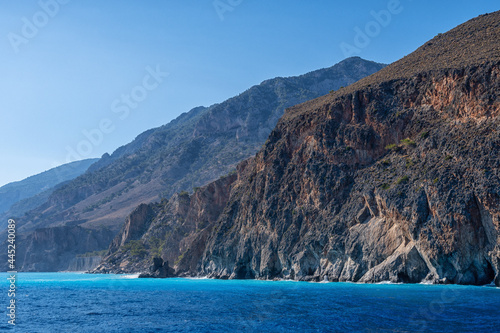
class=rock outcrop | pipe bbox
[138,257,175,278]
[92,173,237,275]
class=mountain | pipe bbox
[0,159,98,228]
[95,11,500,286]
[7,57,385,271]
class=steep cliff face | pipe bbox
[108,204,156,253]
[174,12,500,285]
[93,173,237,274]
[67,256,103,272]
[11,226,114,272]
[198,63,500,284]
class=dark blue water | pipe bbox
[0,273,498,332]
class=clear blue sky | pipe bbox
[0,0,498,187]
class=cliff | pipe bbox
[67,256,103,272]
[195,12,500,285]
[15,226,114,272]
[98,12,500,286]
[93,173,237,274]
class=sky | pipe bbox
[0,0,498,187]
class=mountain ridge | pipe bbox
[0,158,98,230]
[7,57,386,271]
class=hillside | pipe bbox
[0,159,98,229]
[96,11,500,286]
[9,57,385,271]
[21,57,384,234]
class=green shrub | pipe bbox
[380,183,391,190]
[420,131,429,139]
[174,252,186,265]
[76,250,107,258]
[397,176,409,184]
[385,144,399,151]
[401,138,416,147]
[123,240,147,257]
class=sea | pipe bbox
[0,273,498,332]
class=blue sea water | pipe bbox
[0,273,498,332]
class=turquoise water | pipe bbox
[0,273,499,332]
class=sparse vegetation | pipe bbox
[397,176,409,184]
[123,240,147,257]
[385,144,399,151]
[400,138,416,147]
[420,131,429,139]
[174,252,186,265]
[405,158,415,168]
[380,183,391,190]
[76,250,107,258]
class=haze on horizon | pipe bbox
[0,0,498,187]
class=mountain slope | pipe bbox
[97,11,500,286]
[22,57,384,235]
[0,159,98,228]
[10,57,385,271]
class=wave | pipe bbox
[121,274,140,279]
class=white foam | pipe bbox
[121,274,140,279]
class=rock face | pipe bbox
[108,204,156,253]
[92,173,237,275]
[100,12,500,286]
[13,226,114,272]
[138,257,175,278]
[67,256,103,272]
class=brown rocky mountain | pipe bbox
[4,57,384,271]
[95,11,500,286]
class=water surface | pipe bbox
[0,273,498,332]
